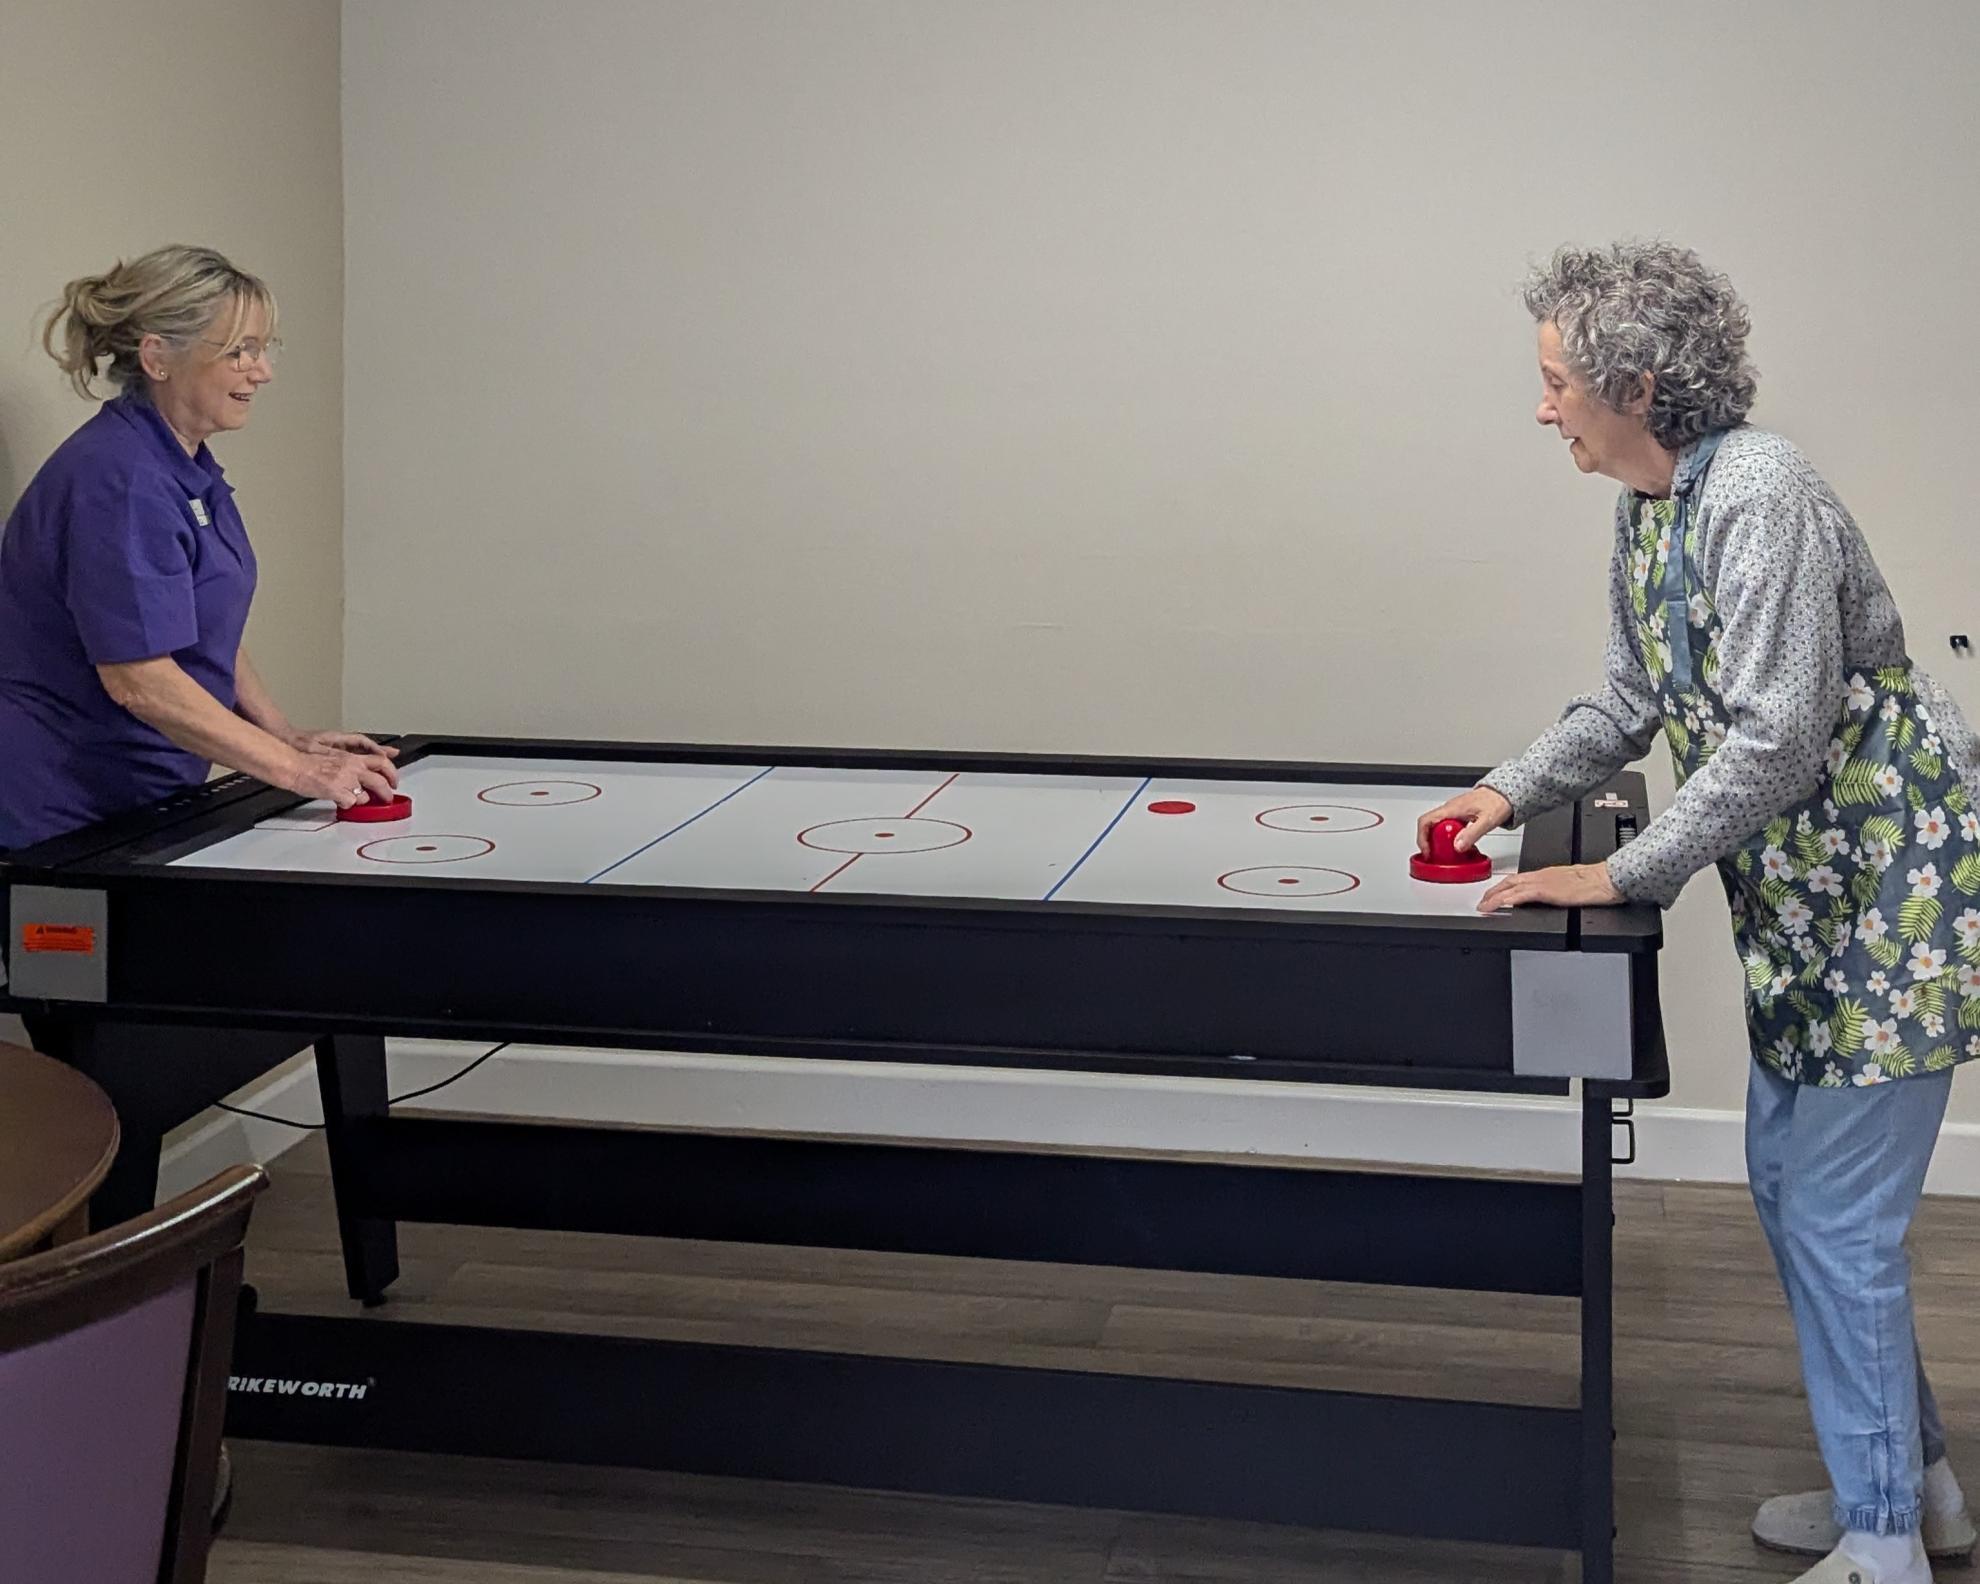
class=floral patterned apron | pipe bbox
[1634,432,1980,1086]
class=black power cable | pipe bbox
[213,1042,512,1130]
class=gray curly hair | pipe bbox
[1523,241,1757,450]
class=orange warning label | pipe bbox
[21,924,97,955]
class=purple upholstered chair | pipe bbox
[0,1162,266,1584]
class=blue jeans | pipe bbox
[1746,1059,1954,1535]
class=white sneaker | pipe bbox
[1775,1538,1932,1583]
[1753,1489,1975,1563]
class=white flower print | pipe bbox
[1656,526,1674,561]
[1846,674,1875,712]
[1910,863,1943,900]
[1632,550,1652,584]
[1688,592,1711,627]
[1771,1034,1799,1067]
[1856,910,1891,946]
[1795,935,1822,962]
[1770,969,1795,997]
[1908,943,1949,981]
[1822,1062,1845,1087]
[1819,828,1851,857]
[1958,963,1980,1000]
[1825,970,1851,994]
[1863,836,1895,872]
[1925,734,1943,755]
[1825,738,1850,775]
[1970,1035,1980,1058]
[1864,1021,1902,1056]
[1881,695,1904,723]
[1874,765,1904,798]
[1809,1022,1833,1055]
[1867,969,1892,995]
[1889,987,1919,1020]
[1962,811,1980,843]
[1824,799,1840,823]
[1762,847,1794,881]
[1923,1013,1947,1038]
[1855,1065,1894,1086]
[1777,897,1815,935]
[1702,718,1727,750]
[1957,909,1980,949]
[1915,807,1952,849]
[1684,710,1701,735]
[1806,864,1844,897]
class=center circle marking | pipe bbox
[798,817,972,856]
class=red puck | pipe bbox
[338,794,413,823]
[1148,800,1197,815]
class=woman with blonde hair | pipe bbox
[0,244,396,853]
[2,244,404,1534]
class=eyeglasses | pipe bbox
[199,336,284,371]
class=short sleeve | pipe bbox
[60,465,199,665]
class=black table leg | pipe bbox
[22,1015,309,1227]
[1580,1086,1618,1584]
[314,1034,401,1306]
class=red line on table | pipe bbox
[904,773,960,819]
[811,854,863,893]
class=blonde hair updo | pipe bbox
[42,244,277,400]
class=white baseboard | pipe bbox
[157,1040,1980,1202]
[157,1048,320,1203]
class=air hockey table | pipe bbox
[3,736,1666,1581]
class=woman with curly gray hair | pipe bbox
[1419,241,1980,1584]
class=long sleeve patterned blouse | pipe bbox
[1481,428,1980,907]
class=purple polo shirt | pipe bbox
[0,392,257,851]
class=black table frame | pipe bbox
[4,739,1667,1581]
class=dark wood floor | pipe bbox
[207,1134,1980,1583]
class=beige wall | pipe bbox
[0,0,345,732]
[329,0,1969,1125]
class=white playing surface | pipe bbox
[171,756,1521,916]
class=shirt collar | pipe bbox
[1670,428,1734,498]
[105,390,231,498]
